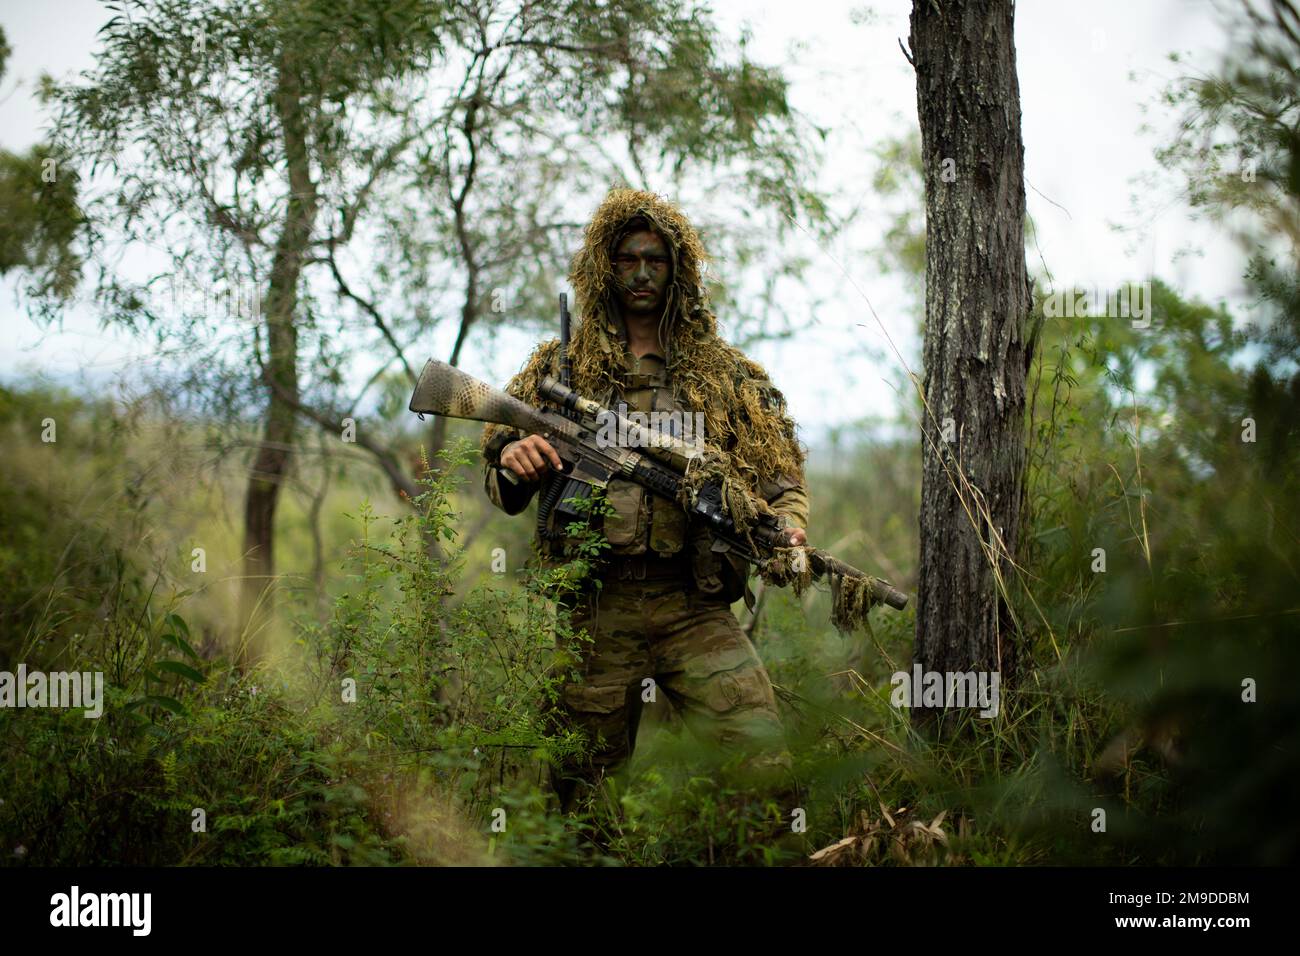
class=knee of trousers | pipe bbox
[552,681,639,770]
[683,661,784,742]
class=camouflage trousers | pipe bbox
[547,575,794,815]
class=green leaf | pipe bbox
[154,660,206,683]
[165,612,191,637]
[161,632,201,661]
[126,695,187,716]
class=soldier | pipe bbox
[481,187,810,816]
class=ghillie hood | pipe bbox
[483,186,805,495]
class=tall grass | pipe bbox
[2,271,1296,868]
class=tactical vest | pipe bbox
[520,351,761,604]
[598,353,691,557]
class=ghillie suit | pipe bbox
[481,186,810,600]
[481,187,813,816]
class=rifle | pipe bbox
[408,358,909,615]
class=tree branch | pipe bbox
[323,236,419,385]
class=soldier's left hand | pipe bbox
[784,527,807,547]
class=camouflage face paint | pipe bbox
[611,229,672,321]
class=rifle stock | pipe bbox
[410,359,570,439]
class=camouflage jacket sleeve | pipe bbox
[483,427,539,516]
[480,340,561,516]
[759,471,810,531]
[750,374,810,530]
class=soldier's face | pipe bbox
[612,229,671,319]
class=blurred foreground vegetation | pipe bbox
[1,276,1295,865]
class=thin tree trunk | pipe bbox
[307,435,332,623]
[239,58,319,663]
[426,307,475,464]
[428,93,482,466]
[909,0,1035,727]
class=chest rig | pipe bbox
[538,352,692,560]
[598,353,692,557]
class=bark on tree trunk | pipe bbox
[909,0,1035,727]
[239,59,319,664]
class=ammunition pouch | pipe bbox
[688,524,750,606]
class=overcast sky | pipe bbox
[0,0,1245,443]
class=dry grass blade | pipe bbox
[809,804,957,867]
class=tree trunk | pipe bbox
[239,59,319,663]
[909,0,1034,727]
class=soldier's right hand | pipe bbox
[500,435,563,482]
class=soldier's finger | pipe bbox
[524,444,549,474]
[540,439,563,471]
[503,449,536,481]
